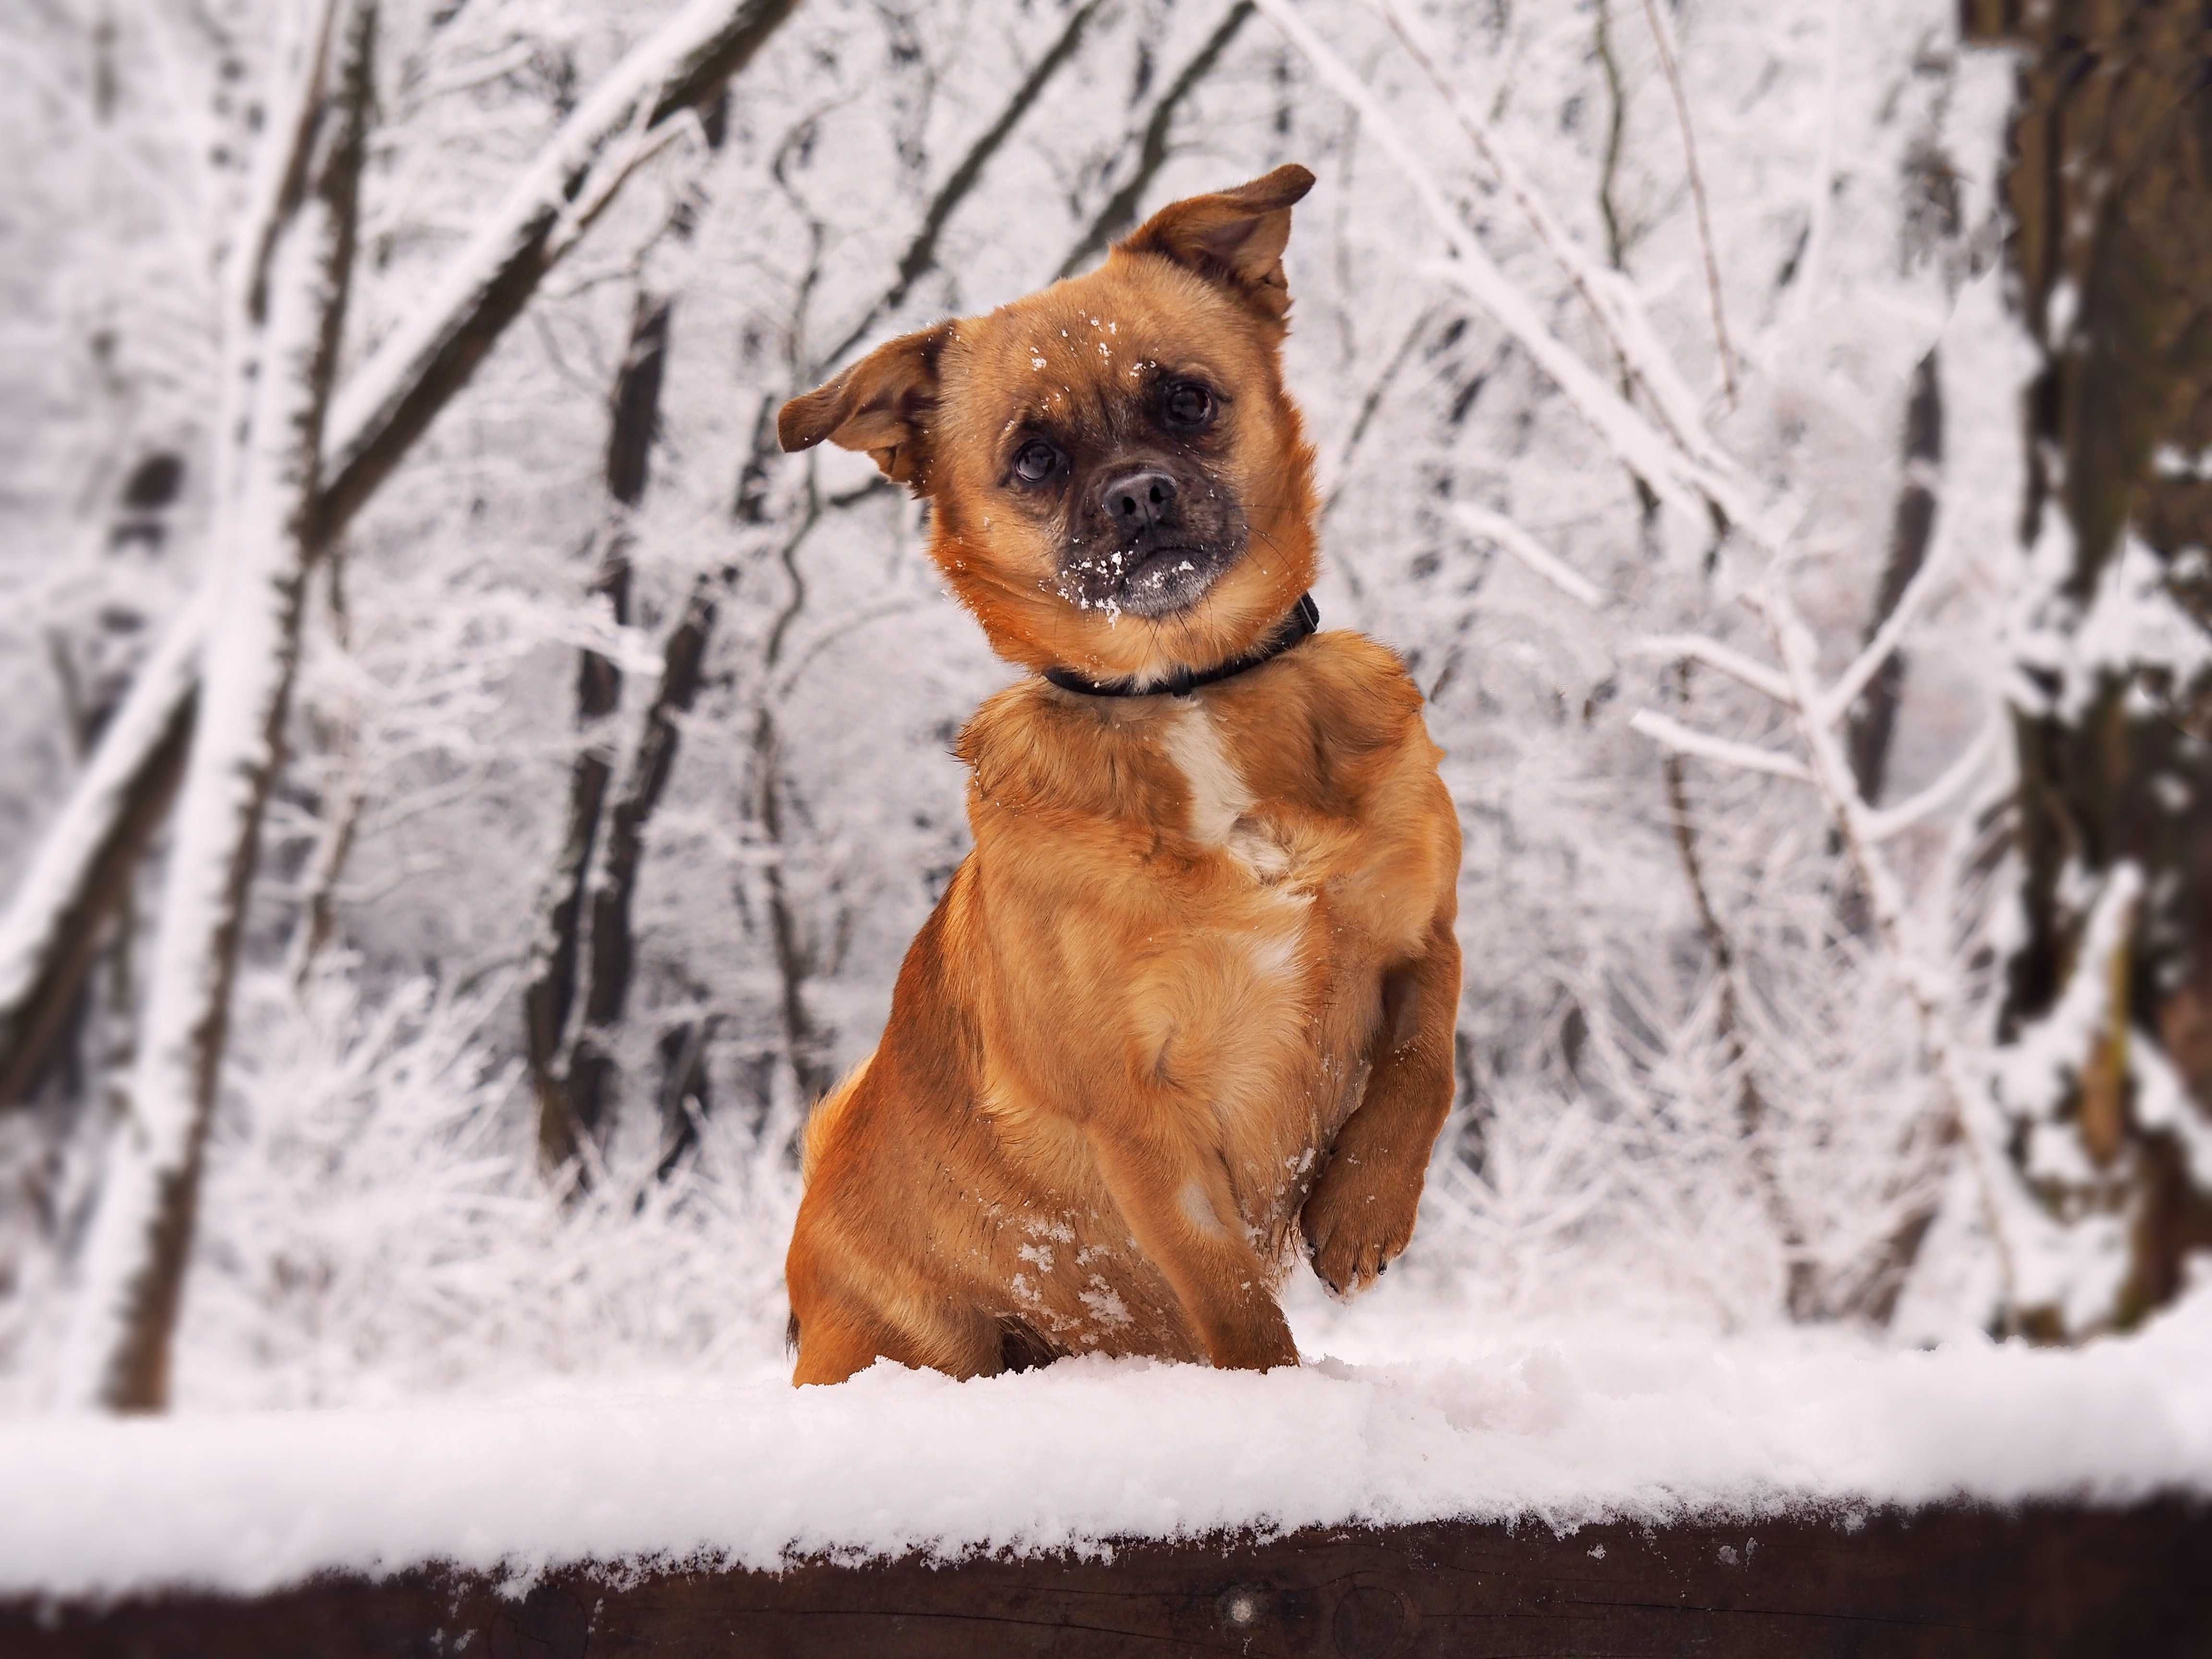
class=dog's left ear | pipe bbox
[1118,164,1315,323]
[778,322,950,487]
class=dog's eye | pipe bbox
[1163,381,1215,429]
[1011,439,1060,485]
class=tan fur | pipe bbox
[778,166,1462,1383]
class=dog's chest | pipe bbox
[1158,701,1301,885]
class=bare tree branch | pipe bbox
[1659,666,1817,1319]
[1251,0,1758,530]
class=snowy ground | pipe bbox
[9,1277,2211,1602]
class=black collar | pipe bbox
[1043,593,1320,699]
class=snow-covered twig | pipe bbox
[1863,717,1998,844]
[545,106,709,265]
[1629,632,1791,704]
[1454,505,1604,609]
[1816,508,1953,725]
[1628,710,1811,781]
[1634,574,2030,1328]
[1635,0,1737,405]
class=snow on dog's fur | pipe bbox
[777,167,1462,1383]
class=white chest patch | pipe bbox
[1161,702,1252,847]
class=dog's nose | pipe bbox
[1100,469,1177,536]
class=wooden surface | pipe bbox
[6,1501,2208,1658]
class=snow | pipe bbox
[8,1296,2212,1600]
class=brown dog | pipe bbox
[776,165,1462,1384]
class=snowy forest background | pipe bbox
[2,0,2207,1413]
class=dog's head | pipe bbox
[780,165,1320,689]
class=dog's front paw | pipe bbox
[1299,1152,1420,1298]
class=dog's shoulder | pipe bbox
[1275,630,1431,758]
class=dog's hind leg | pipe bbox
[790,1311,891,1385]
[790,1292,1013,1384]
[1082,1116,1298,1371]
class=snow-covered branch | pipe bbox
[0,598,203,1106]
[317,0,801,536]
[1366,0,1734,475]
[1862,717,1998,844]
[1629,633,1791,705]
[1817,510,1953,727]
[1628,710,1811,781]
[1752,585,2025,1324]
[1252,0,1760,533]
[1455,505,1604,609]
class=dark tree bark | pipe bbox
[564,582,718,1148]
[1847,348,1944,807]
[0,453,192,1110]
[0,685,192,1115]
[527,295,670,1175]
[1965,0,2212,1333]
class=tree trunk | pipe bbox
[565,584,719,1149]
[526,296,667,1175]
[1965,0,2212,1335]
[1846,348,1944,809]
[54,0,376,1413]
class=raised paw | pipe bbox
[1299,1150,1421,1299]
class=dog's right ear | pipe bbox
[777,323,950,487]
